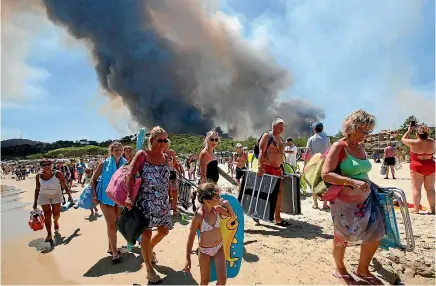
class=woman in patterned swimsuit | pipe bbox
[126,126,171,284]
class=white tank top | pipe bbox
[39,172,61,195]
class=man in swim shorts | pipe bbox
[257,118,288,226]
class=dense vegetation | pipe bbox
[2,116,431,160]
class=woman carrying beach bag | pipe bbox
[321,109,385,285]
[125,126,171,284]
[33,159,73,243]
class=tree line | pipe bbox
[2,116,431,160]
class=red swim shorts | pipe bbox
[262,164,283,177]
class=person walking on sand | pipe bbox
[125,126,172,284]
[33,159,73,243]
[76,158,86,185]
[185,183,234,285]
[284,137,298,169]
[257,118,289,226]
[233,143,248,185]
[199,131,220,184]
[402,123,435,214]
[383,143,397,179]
[165,140,183,216]
[91,142,126,263]
[305,122,331,209]
[321,109,385,285]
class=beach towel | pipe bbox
[78,183,94,209]
[97,156,127,206]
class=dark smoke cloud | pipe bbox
[40,0,324,138]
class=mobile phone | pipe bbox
[410,121,416,127]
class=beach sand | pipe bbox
[1,162,435,285]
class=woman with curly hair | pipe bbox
[126,126,171,284]
[321,109,385,285]
[402,123,435,214]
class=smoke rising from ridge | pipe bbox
[38,0,324,137]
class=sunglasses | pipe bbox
[359,128,373,135]
[113,149,123,152]
[209,138,219,142]
[157,139,168,143]
[41,163,51,167]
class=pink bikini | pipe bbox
[199,208,223,257]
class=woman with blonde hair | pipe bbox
[91,141,126,262]
[321,109,385,285]
[126,126,171,284]
[402,123,435,214]
[199,130,220,184]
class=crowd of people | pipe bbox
[25,108,435,285]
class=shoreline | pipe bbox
[1,163,435,285]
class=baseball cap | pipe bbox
[286,137,293,142]
[236,143,242,148]
[312,122,323,129]
[272,118,285,126]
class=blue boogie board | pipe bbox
[196,194,244,282]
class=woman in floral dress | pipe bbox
[126,126,171,284]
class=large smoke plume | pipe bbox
[39,0,324,137]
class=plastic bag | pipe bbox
[380,164,387,176]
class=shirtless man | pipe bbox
[165,141,183,215]
[257,118,288,226]
[233,143,248,185]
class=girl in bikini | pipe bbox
[185,183,234,285]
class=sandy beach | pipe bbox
[1,162,435,285]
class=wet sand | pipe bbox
[1,162,434,285]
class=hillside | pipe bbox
[1,138,44,148]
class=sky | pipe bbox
[1,0,434,142]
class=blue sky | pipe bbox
[2,0,434,142]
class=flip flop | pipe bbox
[147,274,163,284]
[112,254,121,263]
[312,205,319,209]
[107,249,121,255]
[332,271,357,285]
[274,220,289,227]
[354,272,383,285]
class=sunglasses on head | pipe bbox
[209,138,219,142]
[157,139,168,143]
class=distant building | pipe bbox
[364,129,400,154]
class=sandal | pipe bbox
[151,251,158,264]
[112,254,120,263]
[274,220,289,227]
[44,235,53,243]
[147,274,163,284]
[312,205,319,209]
[354,272,383,285]
[332,271,357,285]
[107,249,121,255]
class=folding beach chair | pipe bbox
[178,176,197,210]
[238,171,281,222]
[377,187,415,252]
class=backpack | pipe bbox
[253,131,275,159]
